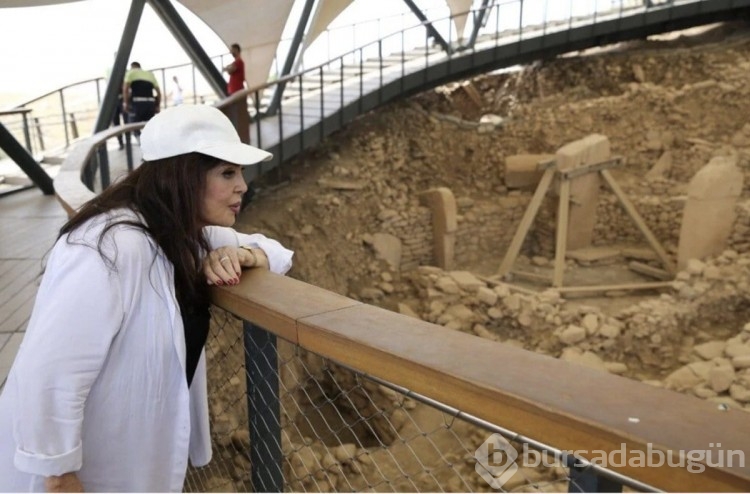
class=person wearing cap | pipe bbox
[0,105,293,492]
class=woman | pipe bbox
[0,105,293,492]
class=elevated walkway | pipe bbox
[250,0,750,176]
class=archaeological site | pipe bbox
[193,20,750,492]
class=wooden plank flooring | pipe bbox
[0,189,66,388]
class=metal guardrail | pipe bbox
[0,5,443,160]
[169,269,749,493]
[185,308,662,493]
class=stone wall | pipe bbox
[375,207,433,271]
[453,196,529,268]
[591,195,684,249]
[374,196,530,270]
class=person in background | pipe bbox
[171,75,184,106]
[0,104,293,492]
[222,43,245,95]
[122,61,161,138]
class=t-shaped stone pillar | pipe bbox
[677,156,743,270]
[555,134,611,251]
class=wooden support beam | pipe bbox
[600,169,676,274]
[553,178,570,287]
[510,269,550,283]
[475,275,540,296]
[537,158,556,170]
[556,281,674,295]
[628,261,673,281]
[560,156,623,180]
[497,168,555,277]
[461,82,484,109]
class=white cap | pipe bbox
[140,104,272,165]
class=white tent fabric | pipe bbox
[4,0,462,95]
[1,0,82,6]
[445,0,474,40]
[178,0,296,91]
[303,0,354,53]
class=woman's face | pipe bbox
[200,163,248,227]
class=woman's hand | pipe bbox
[204,246,269,286]
[45,472,83,492]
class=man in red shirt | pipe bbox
[223,43,245,95]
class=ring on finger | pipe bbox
[219,256,231,263]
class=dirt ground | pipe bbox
[234,17,750,391]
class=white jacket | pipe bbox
[0,210,293,492]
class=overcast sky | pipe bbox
[0,0,228,101]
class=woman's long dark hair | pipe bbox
[59,152,222,307]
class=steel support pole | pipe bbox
[567,457,623,493]
[243,322,283,492]
[266,0,317,116]
[93,0,146,133]
[466,0,491,49]
[147,0,228,97]
[402,0,452,54]
[0,123,53,195]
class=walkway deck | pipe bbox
[0,189,66,387]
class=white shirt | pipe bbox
[0,210,293,492]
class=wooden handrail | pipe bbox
[215,269,750,492]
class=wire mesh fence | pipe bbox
[185,307,649,493]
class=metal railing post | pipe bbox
[358,48,363,113]
[298,75,304,155]
[378,39,383,105]
[21,112,32,153]
[161,69,167,108]
[192,65,197,104]
[33,117,45,151]
[319,66,324,140]
[339,58,344,128]
[60,90,70,147]
[97,144,110,189]
[243,322,283,492]
[567,457,624,493]
[82,156,94,190]
[125,131,134,172]
[69,113,79,140]
[0,122,53,194]
[253,89,261,148]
